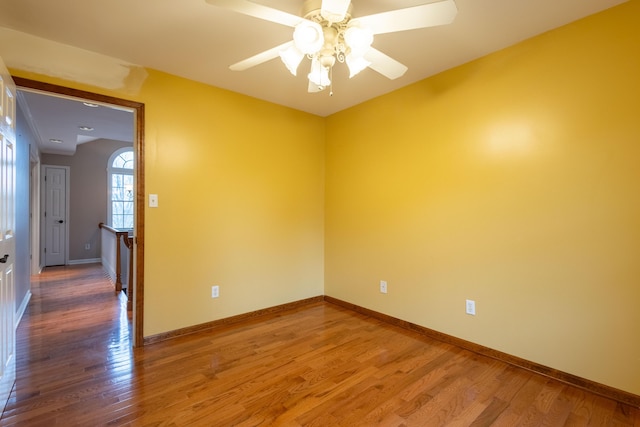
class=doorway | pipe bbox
[14,77,145,347]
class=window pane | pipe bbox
[122,151,134,169]
[113,151,134,169]
[112,175,123,201]
[123,202,134,215]
[113,201,124,215]
[113,156,125,169]
[113,215,124,229]
[112,187,125,201]
[123,175,134,201]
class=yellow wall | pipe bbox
[325,1,640,395]
[139,71,325,334]
[10,67,326,336]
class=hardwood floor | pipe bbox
[1,264,638,426]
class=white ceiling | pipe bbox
[17,90,134,155]
[0,0,627,146]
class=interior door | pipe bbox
[0,57,17,411]
[43,166,67,266]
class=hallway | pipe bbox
[2,264,132,425]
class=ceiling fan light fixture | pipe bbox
[308,57,331,88]
[307,79,324,93]
[344,23,373,56]
[293,20,324,54]
[207,0,458,95]
[320,0,351,23]
[346,53,370,78]
[279,45,305,75]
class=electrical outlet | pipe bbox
[211,285,219,298]
[84,243,91,250]
[466,299,476,315]
[380,280,388,294]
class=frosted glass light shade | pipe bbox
[344,24,373,56]
[346,54,370,78]
[294,20,324,54]
[279,45,304,75]
[308,79,324,93]
[307,57,331,88]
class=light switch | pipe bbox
[149,194,158,208]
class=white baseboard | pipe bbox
[15,290,32,328]
[67,258,101,265]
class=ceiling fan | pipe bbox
[205,0,458,93]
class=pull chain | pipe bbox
[329,66,334,96]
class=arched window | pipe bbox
[108,147,134,229]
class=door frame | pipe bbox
[41,165,70,267]
[30,150,41,274]
[13,77,146,347]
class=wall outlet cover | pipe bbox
[380,280,388,294]
[466,299,476,315]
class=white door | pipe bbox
[43,166,68,266]
[0,58,17,411]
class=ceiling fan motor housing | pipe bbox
[302,0,353,23]
[299,0,355,67]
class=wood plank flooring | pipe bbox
[1,264,638,426]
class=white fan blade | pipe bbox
[206,0,303,28]
[363,48,408,80]
[230,41,294,71]
[356,0,457,35]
